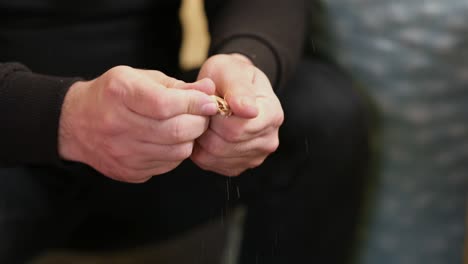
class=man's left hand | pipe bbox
[191,54,284,176]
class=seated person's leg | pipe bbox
[65,162,235,252]
[0,166,90,263]
[237,58,371,264]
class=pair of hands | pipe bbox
[58,54,284,183]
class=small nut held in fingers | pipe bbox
[211,95,232,116]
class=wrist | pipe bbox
[58,80,88,162]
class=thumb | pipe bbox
[123,75,219,119]
[223,53,259,118]
[199,54,259,119]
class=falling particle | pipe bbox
[236,186,240,199]
[311,39,316,52]
[220,207,224,225]
[226,179,230,201]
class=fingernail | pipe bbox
[201,102,218,115]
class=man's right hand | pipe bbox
[58,66,218,183]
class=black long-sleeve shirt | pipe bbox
[0,0,306,166]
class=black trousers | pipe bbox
[0,58,370,264]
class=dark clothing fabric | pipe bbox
[0,0,306,167]
[0,59,370,264]
[0,1,369,263]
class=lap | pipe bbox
[237,58,370,263]
[0,166,89,263]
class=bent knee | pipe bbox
[279,59,371,150]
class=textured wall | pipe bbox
[321,1,468,263]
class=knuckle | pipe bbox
[222,128,244,143]
[110,167,135,182]
[265,137,280,153]
[149,70,166,80]
[122,171,147,183]
[173,80,186,88]
[93,157,150,183]
[202,55,231,76]
[101,76,130,101]
[172,142,194,160]
[101,112,121,134]
[92,157,113,177]
[131,176,152,183]
[157,162,181,175]
[192,157,209,170]
[169,118,188,142]
[202,138,224,157]
[106,65,133,79]
[102,77,123,99]
[151,95,172,119]
[120,168,137,180]
[165,77,184,88]
[116,167,154,184]
[104,66,132,84]
[191,150,212,168]
[224,169,244,177]
[207,54,230,67]
[214,55,232,67]
[249,158,265,169]
[275,111,285,128]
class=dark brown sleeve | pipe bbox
[205,0,307,90]
[0,63,80,166]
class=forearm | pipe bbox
[0,63,79,166]
[206,0,307,90]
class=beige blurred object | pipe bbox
[179,0,210,70]
[180,1,232,116]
